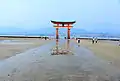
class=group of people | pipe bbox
[92,37,98,44]
[76,37,98,44]
[66,37,120,47]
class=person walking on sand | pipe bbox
[78,39,80,44]
[118,39,120,46]
[92,37,95,44]
[77,39,80,47]
[95,37,98,43]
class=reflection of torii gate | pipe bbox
[51,20,76,39]
[53,39,71,55]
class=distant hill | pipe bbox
[24,28,90,35]
[0,27,91,36]
[0,27,26,35]
[88,23,120,35]
[0,27,120,38]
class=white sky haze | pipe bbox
[0,0,120,32]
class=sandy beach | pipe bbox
[0,39,120,81]
[79,39,120,68]
[0,37,51,60]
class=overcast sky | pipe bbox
[0,0,120,32]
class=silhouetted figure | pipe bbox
[45,37,47,40]
[95,37,98,43]
[92,37,95,44]
[78,39,80,43]
[77,39,80,47]
[119,40,120,46]
[64,37,66,39]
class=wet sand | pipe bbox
[0,39,120,81]
[79,39,120,68]
[0,38,51,60]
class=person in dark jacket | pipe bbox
[78,39,80,43]
[95,37,98,43]
[92,37,95,44]
[77,39,80,47]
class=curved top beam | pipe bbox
[51,20,76,24]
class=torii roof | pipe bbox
[51,20,76,24]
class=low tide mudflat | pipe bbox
[79,39,120,68]
[0,37,51,60]
[0,39,120,81]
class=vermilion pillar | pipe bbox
[67,24,70,39]
[51,20,76,39]
[67,28,70,39]
[56,28,59,39]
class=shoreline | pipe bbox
[0,36,119,41]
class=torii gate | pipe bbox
[51,20,76,39]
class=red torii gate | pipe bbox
[51,20,76,39]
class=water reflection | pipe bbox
[67,39,70,50]
[78,45,80,47]
[56,39,59,54]
[51,39,73,55]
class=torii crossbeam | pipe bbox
[51,20,76,39]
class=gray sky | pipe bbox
[0,0,120,32]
